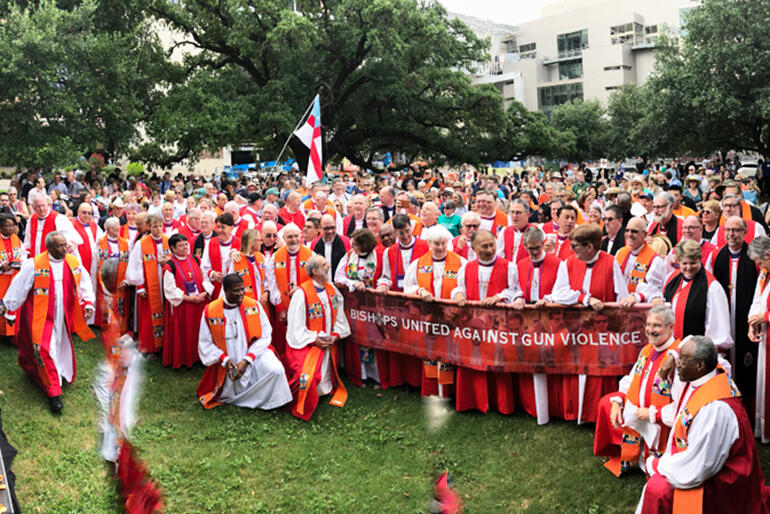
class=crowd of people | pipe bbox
[1,157,770,511]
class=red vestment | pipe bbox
[162,255,205,368]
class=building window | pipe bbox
[605,86,622,91]
[538,82,584,115]
[610,22,643,45]
[644,25,659,44]
[559,60,583,80]
[519,42,536,60]
[603,65,632,71]
[557,29,588,58]
[503,38,518,54]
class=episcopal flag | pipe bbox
[293,94,323,186]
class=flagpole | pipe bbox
[271,96,316,168]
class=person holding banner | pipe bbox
[376,214,428,389]
[653,240,732,352]
[285,254,350,421]
[551,223,631,424]
[616,217,668,307]
[196,273,291,411]
[451,229,521,415]
[496,199,535,264]
[594,305,681,476]
[405,225,466,398]
[512,226,560,424]
[336,228,389,389]
[635,336,769,514]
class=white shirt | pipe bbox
[24,211,83,257]
[404,254,467,298]
[617,245,668,302]
[201,238,234,296]
[551,253,629,306]
[450,258,522,302]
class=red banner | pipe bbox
[343,290,651,376]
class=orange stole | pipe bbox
[140,235,169,349]
[198,297,263,409]
[415,251,461,298]
[295,281,347,416]
[98,236,130,329]
[31,253,94,350]
[0,234,22,336]
[670,368,739,513]
[616,244,657,293]
[273,246,312,308]
[232,252,266,301]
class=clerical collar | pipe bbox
[652,335,675,353]
[531,257,544,267]
[690,368,718,389]
[558,234,568,241]
[480,214,496,220]
[312,279,326,292]
[432,255,446,262]
[151,236,163,242]
[729,249,742,258]
[246,255,255,263]
[163,220,173,226]
[400,240,414,250]
[49,256,64,263]
[630,245,644,256]
[288,248,299,256]
[515,224,529,233]
[223,299,239,310]
[203,233,213,240]
[478,258,496,267]
[584,253,600,268]
[107,237,118,243]
[79,219,90,226]
[128,225,136,230]
[219,237,233,246]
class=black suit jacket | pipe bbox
[601,228,624,256]
[381,204,396,222]
[313,235,348,278]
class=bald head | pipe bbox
[682,215,703,242]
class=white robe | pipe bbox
[450,258,522,303]
[3,256,95,386]
[335,251,379,292]
[286,282,351,396]
[225,257,281,305]
[749,275,770,443]
[404,255,467,296]
[197,301,291,409]
[617,246,669,302]
[635,369,740,513]
[376,240,422,291]
[651,271,734,351]
[24,211,83,257]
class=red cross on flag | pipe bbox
[293,94,323,186]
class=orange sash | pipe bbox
[31,252,94,348]
[616,244,658,294]
[670,369,738,513]
[294,280,347,415]
[273,246,312,307]
[415,251,461,299]
[232,252,266,301]
[140,234,169,349]
[198,297,263,409]
[0,234,22,295]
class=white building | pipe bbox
[452,0,700,114]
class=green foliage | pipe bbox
[550,99,609,162]
[125,161,145,177]
[139,0,507,169]
[645,0,770,158]
[0,0,168,169]
[494,100,575,161]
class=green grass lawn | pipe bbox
[1,337,769,513]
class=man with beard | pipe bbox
[647,192,682,247]
[594,306,681,476]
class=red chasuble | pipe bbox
[455,257,516,415]
[162,255,205,368]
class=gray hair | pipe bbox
[104,216,121,231]
[648,304,675,326]
[722,193,740,203]
[45,230,65,250]
[689,335,718,372]
[655,192,675,208]
[365,207,384,220]
[305,254,326,277]
[748,236,770,261]
[423,225,453,244]
[510,198,530,213]
[461,211,481,225]
[202,210,217,222]
[125,202,141,213]
[522,226,545,245]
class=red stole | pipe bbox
[464,258,509,300]
[207,237,235,298]
[516,253,559,302]
[29,211,58,257]
[451,236,469,258]
[387,238,428,292]
[566,251,617,303]
[555,236,574,261]
[502,224,530,263]
[73,220,98,274]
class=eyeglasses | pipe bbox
[322,226,336,231]
[722,203,739,209]
[604,216,618,222]
[463,224,480,229]
[625,229,643,234]
[263,233,275,238]
[702,209,713,214]
[724,228,746,233]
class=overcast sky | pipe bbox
[438,0,562,25]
